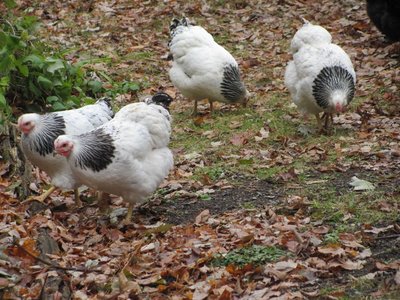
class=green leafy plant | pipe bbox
[211,245,287,267]
[96,71,140,98]
[0,9,139,125]
[0,15,99,113]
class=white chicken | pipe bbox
[168,17,249,115]
[17,98,114,204]
[54,92,174,222]
[284,20,356,132]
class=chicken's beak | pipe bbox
[335,103,346,113]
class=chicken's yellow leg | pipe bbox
[125,203,134,222]
[315,113,322,131]
[324,113,332,131]
[192,99,198,116]
[97,191,111,212]
[74,189,82,207]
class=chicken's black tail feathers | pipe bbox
[146,92,173,111]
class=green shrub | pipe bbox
[0,15,99,117]
[0,4,140,124]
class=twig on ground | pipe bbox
[292,229,304,244]
[12,238,103,274]
[372,243,400,258]
[38,272,48,299]
[373,234,400,240]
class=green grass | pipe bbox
[210,245,287,267]
[170,93,300,179]
[214,33,231,45]
[256,166,284,180]
[241,202,256,209]
[306,183,400,229]
[321,273,400,299]
[125,51,154,60]
[193,165,225,181]
[170,91,360,183]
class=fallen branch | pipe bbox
[373,234,400,240]
[372,244,400,258]
[38,273,49,299]
[12,238,102,274]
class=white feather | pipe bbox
[290,22,332,54]
[169,22,247,104]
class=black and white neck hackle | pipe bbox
[96,96,114,117]
[169,17,190,44]
[28,114,66,156]
[312,66,355,109]
[73,128,115,172]
[220,64,247,103]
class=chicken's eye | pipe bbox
[62,143,68,147]
[24,121,31,126]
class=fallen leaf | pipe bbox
[191,281,211,300]
[360,272,377,280]
[74,290,88,300]
[339,259,365,270]
[395,270,400,285]
[195,210,210,224]
[274,260,298,272]
[140,242,157,253]
[317,246,345,257]
[193,116,206,126]
[242,58,259,69]
[0,278,9,288]
[230,133,250,146]
[278,167,298,181]
[358,248,372,259]
[349,176,375,191]
[364,225,393,234]
[254,126,270,142]
[211,141,223,147]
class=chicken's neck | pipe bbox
[73,128,116,173]
[28,114,66,157]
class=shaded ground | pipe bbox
[139,166,400,225]
[141,178,283,225]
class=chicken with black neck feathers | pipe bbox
[168,17,249,115]
[54,92,174,222]
[284,20,356,133]
[17,98,114,204]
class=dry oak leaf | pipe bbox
[317,245,346,257]
[195,209,210,224]
[230,132,250,146]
